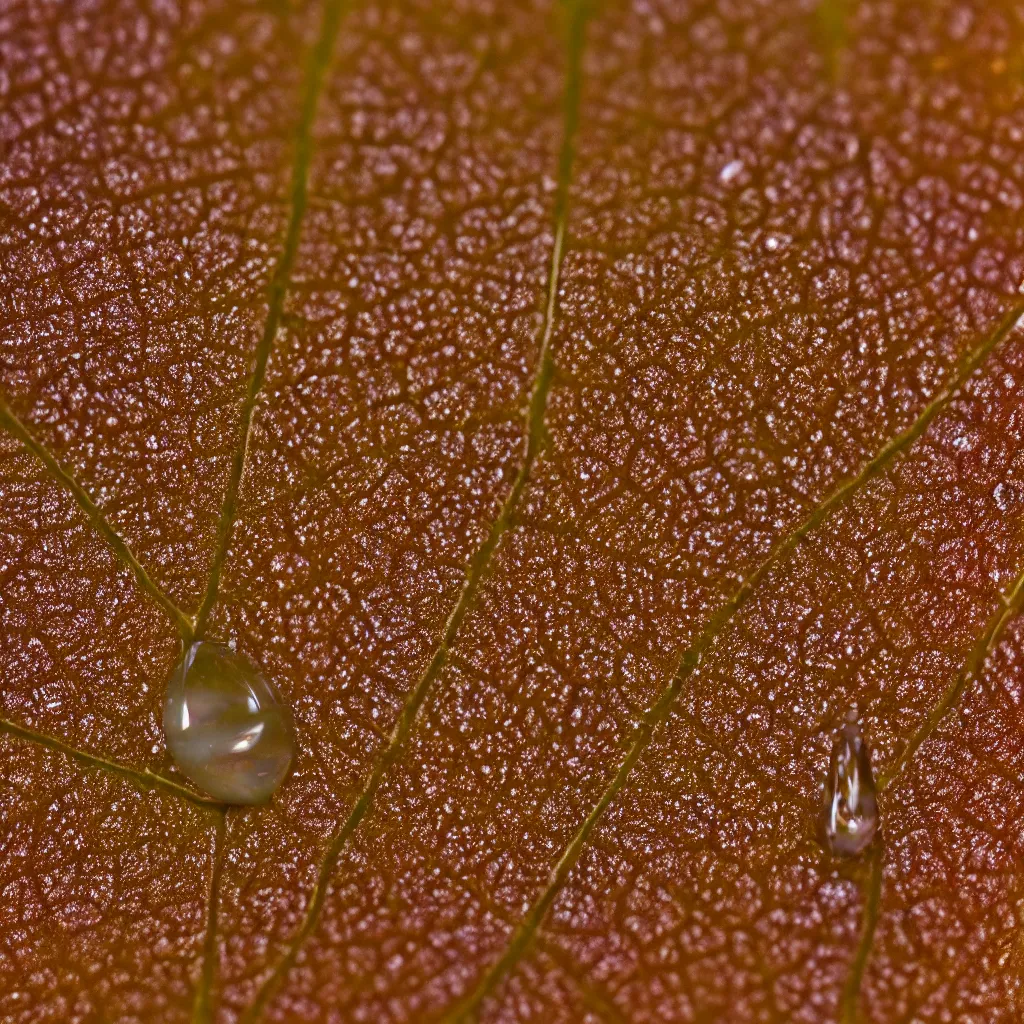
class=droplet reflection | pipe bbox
[820,708,878,857]
[164,640,294,804]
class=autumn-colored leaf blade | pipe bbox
[0,0,318,612]
[194,0,350,634]
[241,3,590,1015]
[1,4,328,1018]
[0,396,193,636]
[0,731,220,1024]
[245,0,1024,1019]
[198,0,572,1015]
[5,0,1024,1020]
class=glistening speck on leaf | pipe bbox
[3,0,1024,1021]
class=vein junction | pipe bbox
[444,304,1024,1018]
[0,3,1022,1018]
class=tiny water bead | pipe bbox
[820,708,878,857]
[164,640,295,804]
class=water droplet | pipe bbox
[164,641,295,804]
[820,708,878,857]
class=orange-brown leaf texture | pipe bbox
[2,0,1024,1020]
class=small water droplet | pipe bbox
[164,641,295,804]
[820,708,878,857]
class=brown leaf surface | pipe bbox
[2,0,1024,1021]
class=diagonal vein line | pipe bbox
[444,300,1024,1019]
[878,557,1024,792]
[431,852,627,1024]
[0,397,194,638]
[840,552,1024,1021]
[840,842,883,1024]
[193,808,228,1024]
[0,717,224,810]
[193,0,350,636]
[242,6,591,1019]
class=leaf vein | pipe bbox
[0,717,223,810]
[241,3,592,1017]
[840,843,883,1024]
[878,558,1024,793]
[442,299,1024,1019]
[193,0,352,635]
[0,397,194,637]
[193,809,228,1024]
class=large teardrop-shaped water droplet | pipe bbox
[820,708,878,857]
[164,640,295,804]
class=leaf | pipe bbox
[2,0,1024,1021]
[0,730,220,1022]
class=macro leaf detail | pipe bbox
[2,0,1024,1022]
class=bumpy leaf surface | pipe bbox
[2,0,1024,1021]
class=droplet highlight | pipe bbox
[820,708,878,857]
[164,640,295,804]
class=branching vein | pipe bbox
[242,4,591,1017]
[0,397,194,638]
[444,301,1024,1019]
[1,0,1020,1018]
[0,717,223,809]
[193,0,351,636]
